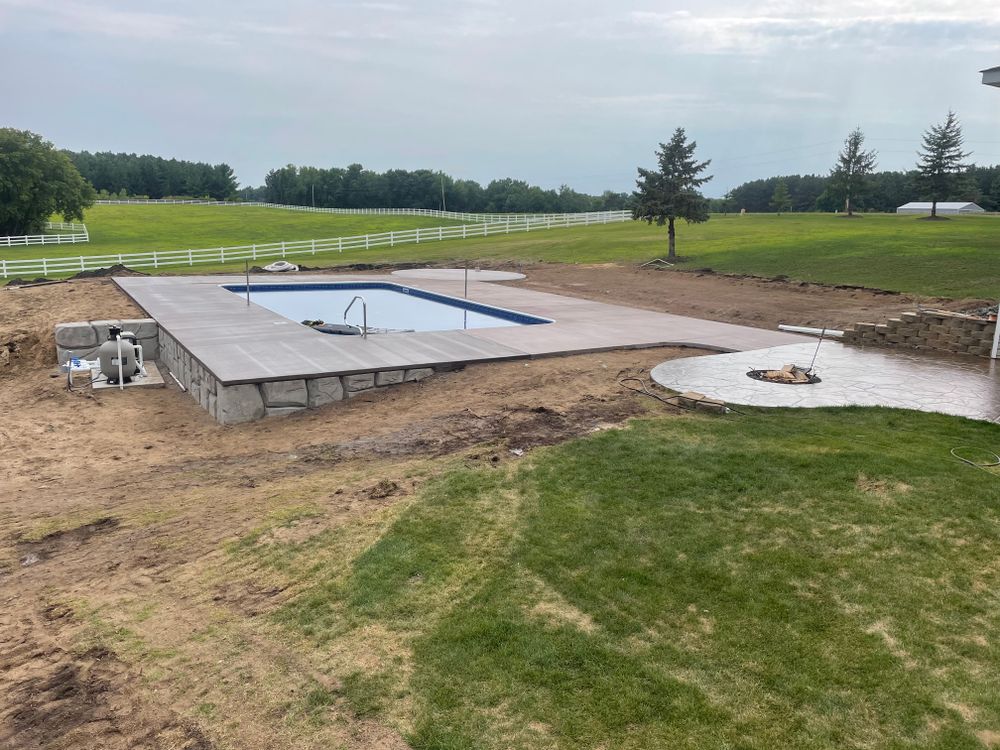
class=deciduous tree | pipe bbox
[0,129,95,236]
[632,128,712,260]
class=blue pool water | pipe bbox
[224,282,551,333]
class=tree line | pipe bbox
[247,164,631,214]
[67,151,239,201]
[716,166,1000,214]
[718,114,996,214]
[62,151,631,213]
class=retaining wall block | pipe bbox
[375,370,404,386]
[404,368,435,382]
[120,319,158,338]
[261,379,308,407]
[343,373,376,392]
[306,376,344,407]
[217,384,266,424]
[54,322,98,349]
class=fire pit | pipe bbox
[747,364,821,384]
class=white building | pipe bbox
[982,65,1000,87]
[896,201,985,215]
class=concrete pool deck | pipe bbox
[114,274,807,385]
[113,273,807,422]
[651,342,1000,422]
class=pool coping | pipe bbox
[113,274,808,387]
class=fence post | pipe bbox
[153,251,158,269]
[281,241,286,258]
[312,239,316,255]
[189,249,193,266]
[252,244,257,260]
[339,237,343,253]
[42,258,47,275]
[80,256,85,272]
[390,231,395,247]
[1,259,6,279]
[463,225,467,238]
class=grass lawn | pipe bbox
[7,208,1000,298]
[15,204,467,260]
[233,407,1000,749]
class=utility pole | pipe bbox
[440,174,447,211]
[311,184,315,207]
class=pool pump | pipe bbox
[98,325,143,385]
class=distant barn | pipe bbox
[896,202,985,215]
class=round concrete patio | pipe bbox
[651,342,1000,422]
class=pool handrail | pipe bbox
[344,295,368,339]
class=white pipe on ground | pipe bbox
[778,324,844,338]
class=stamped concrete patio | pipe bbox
[651,342,1000,422]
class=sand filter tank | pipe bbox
[98,325,140,384]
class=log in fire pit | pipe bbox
[747,364,821,384]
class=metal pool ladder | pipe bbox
[344,295,368,339]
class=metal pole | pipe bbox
[245,260,250,307]
[464,261,468,299]
[991,308,1000,359]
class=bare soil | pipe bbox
[0,265,937,749]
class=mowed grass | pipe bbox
[8,208,1000,298]
[199,212,998,299]
[234,408,1000,749]
[21,204,466,259]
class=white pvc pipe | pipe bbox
[778,325,844,338]
[115,335,124,391]
[991,305,1000,359]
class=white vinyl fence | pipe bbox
[1,211,628,279]
[0,222,89,247]
[93,199,617,225]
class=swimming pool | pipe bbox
[223,282,552,333]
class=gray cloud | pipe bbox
[1,0,999,195]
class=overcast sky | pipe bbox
[2,0,999,196]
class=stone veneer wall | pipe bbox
[54,319,159,365]
[157,327,436,424]
[842,310,996,358]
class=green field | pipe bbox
[235,407,1000,749]
[19,204,468,259]
[8,207,1000,298]
[205,212,998,299]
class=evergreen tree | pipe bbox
[632,128,712,260]
[769,180,792,214]
[915,111,972,219]
[829,128,877,216]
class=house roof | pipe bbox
[981,65,1000,73]
[897,202,983,210]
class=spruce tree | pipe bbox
[829,128,877,217]
[632,128,712,260]
[769,180,792,214]
[915,111,971,219]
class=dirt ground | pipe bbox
[0,264,950,749]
